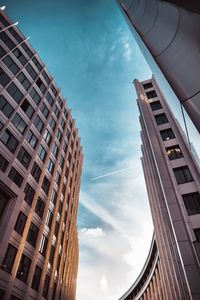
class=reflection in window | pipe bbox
[166,145,183,160]
[173,166,193,185]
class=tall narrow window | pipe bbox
[8,167,23,187]
[17,147,31,168]
[24,183,35,206]
[31,265,42,291]
[182,192,200,215]
[43,275,50,298]
[0,154,9,172]
[173,166,193,185]
[33,115,44,133]
[31,162,42,182]
[14,211,27,235]
[25,130,38,148]
[194,228,200,242]
[3,55,19,75]
[1,244,17,273]
[35,197,45,218]
[38,145,47,162]
[42,176,50,194]
[20,99,34,119]
[39,235,48,257]
[16,254,31,282]
[27,222,39,247]
[0,67,10,86]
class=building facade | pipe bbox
[0,8,82,300]
[117,0,200,133]
[119,77,200,299]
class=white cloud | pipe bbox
[80,227,105,238]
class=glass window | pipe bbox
[0,32,15,50]
[50,84,57,96]
[55,171,61,185]
[35,197,45,218]
[36,77,46,93]
[1,244,17,273]
[2,124,18,147]
[43,275,50,298]
[33,115,44,133]
[29,87,41,105]
[0,67,10,87]
[194,228,200,242]
[63,140,68,153]
[146,90,157,99]
[3,55,19,75]
[0,45,6,58]
[27,222,39,247]
[13,48,27,65]
[182,192,200,215]
[8,167,23,187]
[51,189,57,204]
[32,57,42,71]
[58,97,63,108]
[54,221,59,237]
[0,14,9,26]
[42,70,50,84]
[20,99,34,119]
[150,101,162,111]
[39,235,48,256]
[8,27,23,43]
[25,63,37,80]
[47,158,55,174]
[49,245,55,265]
[49,116,56,131]
[60,117,65,129]
[0,95,14,118]
[166,145,183,160]
[143,82,153,89]
[46,92,54,106]
[42,176,50,194]
[12,113,27,134]
[54,105,60,118]
[56,129,62,143]
[45,209,53,228]
[40,103,49,118]
[14,211,27,235]
[160,128,175,141]
[64,108,68,118]
[52,142,59,158]
[31,162,42,182]
[21,42,33,58]
[6,82,23,104]
[17,72,31,90]
[43,129,52,146]
[31,265,42,291]
[17,146,31,168]
[16,254,31,282]
[38,145,47,162]
[155,113,168,125]
[25,130,38,148]
[24,183,35,206]
[59,155,64,169]
[173,166,193,185]
[0,154,9,172]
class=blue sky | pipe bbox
[2,1,161,299]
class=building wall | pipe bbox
[117,0,200,133]
[0,8,82,300]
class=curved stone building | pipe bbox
[0,8,82,300]
[117,0,200,133]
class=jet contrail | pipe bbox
[90,166,136,181]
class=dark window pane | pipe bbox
[36,77,46,93]
[0,95,14,118]
[45,210,53,228]
[37,145,47,162]
[52,142,59,158]
[24,183,35,206]
[166,145,183,160]
[155,113,168,125]
[0,129,19,152]
[40,103,49,118]
[43,129,52,146]
[33,115,44,133]
[17,146,31,168]
[13,48,27,65]
[27,222,39,247]
[29,87,41,105]
[8,167,23,187]
[47,158,55,174]
[0,289,5,299]
[12,113,27,134]
[49,116,56,131]
[17,72,31,90]
[31,265,42,291]
[0,67,10,87]
[25,130,38,148]
[49,245,55,265]
[42,176,50,194]
[3,55,19,75]
[32,57,42,71]
[146,90,157,99]
[160,128,175,141]
[46,92,54,106]
[42,70,50,84]
[54,105,60,118]
[35,197,45,218]
[194,228,200,242]
[6,82,23,104]
[183,193,200,215]
[50,84,57,96]
[0,32,15,50]
[8,27,23,43]
[16,254,31,282]
[1,244,17,273]
[31,162,41,182]
[20,99,34,119]
[25,63,37,80]
[21,42,33,58]
[43,275,50,298]
[0,14,9,26]
[0,121,4,131]
[14,211,27,235]
[0,154,9,172]
[150,101,162,111]
[143,82,153,89]
[173,166,193,185]
[0,45,6,58]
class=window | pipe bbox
[35,197,45,218]
[173,166,193,185]
[8,167,23,187]
[31,265,42,291]
[24,183,35,206]
[49,245,55,265]
[25,130,38,148]
[45,209,53,228]
[32,57,42,71]
[43,275,50,298]
[40,103,49,118]
[182,193,200,215]
[25,63,37,80]
[63,141,68,153]
[155,113,168,125]
[20,99,34,119]
[160,128,175,141]
[0,95,14,118]
[166,145,183,160]
[0,154,9,172]
[55,171,61,185]
[42,176,50,194]
[0,32,15,50]
[31,162,42,182]
[27,222,39,247]
[47,158,54,174]
[194,228,200,242]
[0,45,6,58]
[52,142,59,158]
[3,55,19,75]
[33,115,44,133]
[17,72,31,90]
[6,82,23,104]
[36,77,46,93]
[49,116,56,131]
[17,147,31,168]
[56,129,62,143]
[0,67,10,87]
[60,117,65,129]
[39,235,48,256]
[14,211,27,235]
[16,254,31,282]
[54,221,59,237]
[12,113,27,134]
[1,244,17,273]
[42,70,50,84]
[43,129,52,146]
[50,84,57,96]
[0,121,3,131]
[150,101,162,111]
[46,92,54,106]
[59,155,64,169]
[21,43,33,58]
[66,128,70,139]
[51,189,57,204]
[13,48,27,65]
[64,108,68,118]
[38,145,47,162]
[146,90,157,99]
[8,27,23,43]
[143,82,153,89]
[29,87,41,105]
[58,97,63,108]
[54,105,60,118]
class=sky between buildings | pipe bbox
[2,0,188,299]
